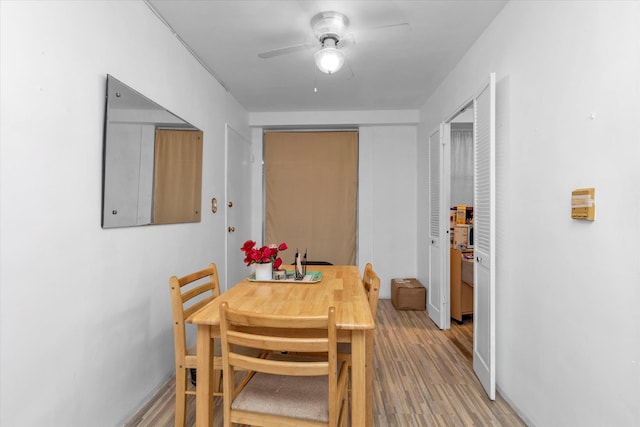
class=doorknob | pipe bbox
[228,226,235,232]
[228,201,233,208]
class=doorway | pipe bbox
[448,106,475,326]
[427,73,496,400]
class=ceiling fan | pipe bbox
[258,11,408,75]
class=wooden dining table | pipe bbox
[187,264,375,427]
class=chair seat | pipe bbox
[231,352,342,423]
[232,372,330,422]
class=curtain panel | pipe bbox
[450,128,474,207]
[264,131,358,265]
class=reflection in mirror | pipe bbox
[102,75,203,228]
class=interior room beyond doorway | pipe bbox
[449,104,474,326]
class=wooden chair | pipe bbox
[362,263,381,318]
[219,302,349,427]
[169,263,223,427]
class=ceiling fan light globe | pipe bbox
[314,48,345,74]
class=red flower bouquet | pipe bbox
[241,240,288,270]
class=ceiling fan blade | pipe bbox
[351,21,411,43]
[258,43,315,59]
[372,22,410,32]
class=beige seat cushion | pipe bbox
[232,372,329,422]
[231,353,339,422]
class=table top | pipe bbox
[188,265,374,330]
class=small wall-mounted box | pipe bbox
[571,188,595,220]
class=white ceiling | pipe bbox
[146,0,507,112]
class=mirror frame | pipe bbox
[101,75,203,228]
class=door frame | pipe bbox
[442,98,474,322]
[432,97,474,330]
[430,74,496,400]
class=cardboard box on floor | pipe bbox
[391,278,426,310]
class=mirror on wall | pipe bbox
[102,75,203,228]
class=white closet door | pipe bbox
[473,73,496,400]
[225,124,253,290]
[427,124,450,329]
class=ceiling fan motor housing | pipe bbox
[311,11,350,44]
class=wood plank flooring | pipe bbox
[126,300,525,426]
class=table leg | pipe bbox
[366,329,374,426]
[351,330,372,427]
[196,325,213,427]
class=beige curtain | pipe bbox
[153,129,203,224]
[264,131,358,265]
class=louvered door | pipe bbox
[427,124,450,329]
[473,73,496,400]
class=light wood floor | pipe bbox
[126,300,525,426]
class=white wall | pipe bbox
[418,1,640,425]
[0,2,249,426]
[358,126,418,298]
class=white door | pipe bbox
[427,124,450,329]
[225,124,253,290]
[473,73,496,399]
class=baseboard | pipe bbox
[121,373,174,427]
[497,384,535,427]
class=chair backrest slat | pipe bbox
[183,296,215,319]
[181,282,216,303]
[225,310,328,329]
[362,263,381,318]
[229,353,329,377]
[227,330,329,353]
